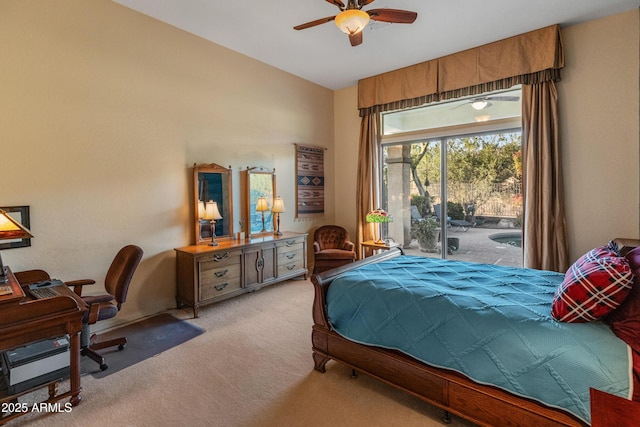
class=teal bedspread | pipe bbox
[326,255,632,424]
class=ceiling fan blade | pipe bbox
[368,9,417,24]
[349,31,363,46]
[326,0,346,10]
[294,16,337,30]
[486,96,520,102]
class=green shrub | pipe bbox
[447,201,464,220]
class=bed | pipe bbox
[310,247,640,426]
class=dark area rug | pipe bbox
[81,313,204,378]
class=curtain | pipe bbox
[356,24,566,266]
[356,112,381,255]
[358,25,563,116]
[522,81,569,271]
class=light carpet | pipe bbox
[10,279,475,427]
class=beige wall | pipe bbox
[333,9,640,264]
[333,85,360,240]
[560,9,639,259]
[1,0,333,328]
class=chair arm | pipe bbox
[66,279,96,297]
[86,302,100,324]
[313,242,321,253]
[342,241,355,252]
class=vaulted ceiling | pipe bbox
[114,0,639,90]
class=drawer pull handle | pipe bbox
[214,283,229,291]
[286,264,296,270]
[286,253,296,260]
[214,252,230,262]
[214,269,228,278]
[285,240,295,247]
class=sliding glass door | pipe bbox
[381,88,523,267]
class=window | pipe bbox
[381,87,523,267]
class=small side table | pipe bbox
[361,240,401,259]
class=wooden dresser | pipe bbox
[175,232,307,317]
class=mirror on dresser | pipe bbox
[193,163,233,245]
[241,166,276,237]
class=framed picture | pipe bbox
[0,206,31,250]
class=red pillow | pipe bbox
[606,246,640,400]
[552,255,633,323]
[607,246,640,341]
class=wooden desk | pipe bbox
[360,240,401,259]
[0,267,87,425]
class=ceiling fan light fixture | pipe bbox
[335,9,370,35]
[471,100,490,110]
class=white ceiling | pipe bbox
[113,0,639,90]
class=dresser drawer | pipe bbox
[198,249,242,267]
[278,260,305,277]
[200,262,242,300]
[276,236,305,249]
[277,246,303,263]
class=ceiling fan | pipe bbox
[293,0,417,47]
[455,95,521,110]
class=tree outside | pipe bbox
[404,132,522,224]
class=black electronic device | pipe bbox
[2,337,70,394]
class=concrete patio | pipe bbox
[400,226,523,267]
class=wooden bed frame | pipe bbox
[310,248,587,427]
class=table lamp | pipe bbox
[366,208,391,244]
[204,200,223,246]
[255,196,270,232]
[272,197,285,237]
[0,209,33,284]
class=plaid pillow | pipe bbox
[574,240,620,266]
[552,256,633,323]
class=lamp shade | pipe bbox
[272,197,286,213]
[0,209,33,240]
[255,196,270,212]
[198,201,206,219]
[335,9,370,35]
[204,200,223,220]
[366,208,391,223]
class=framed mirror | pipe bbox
[241,167,276,237]
[193,163,233,245]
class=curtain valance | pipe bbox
[358,25,564,116]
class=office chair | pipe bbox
[68,245,143,371]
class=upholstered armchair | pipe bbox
[313,225,356,275]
